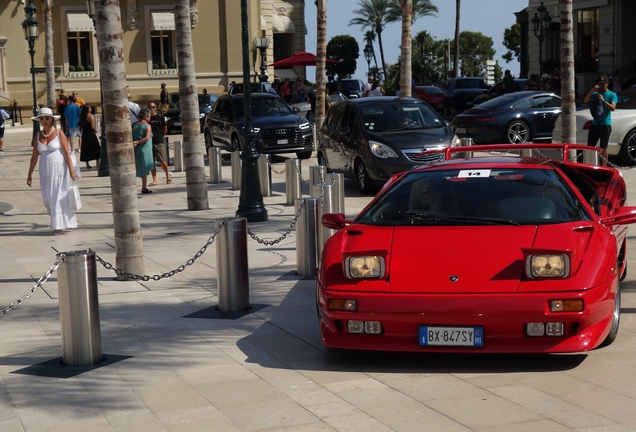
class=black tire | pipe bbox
[505,120,530,144]
[231,135,241,152]
[599,278,621,347]
[317,152,331,172]
[355,160,374,195]
[296,150,312,160]
[618,128,636,165]
[204,130,212,151]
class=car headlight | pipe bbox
[299,122,311,130]
[526,255,570,278]
[164,117,169,123]
[451,134,461,147]
[199,113,205,119]
[369,140,398,159]
[253,127,260,133]
[345,256,385,279]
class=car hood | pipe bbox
[322,222,610,294]
[251,114,307,128]
[369,128,451,148]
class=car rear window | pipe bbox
[360,103,445,132]
[357,168,591,226]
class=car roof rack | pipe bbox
[417,143,603,163]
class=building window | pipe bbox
[576,8,600,72]
[151,30,176,69]
[67,31,94,72]
[273,34,293,62]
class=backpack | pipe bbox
[589,95,604,121]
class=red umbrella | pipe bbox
[268,51,342,67]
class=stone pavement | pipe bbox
[1,126,636,432]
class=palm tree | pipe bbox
[42,0,55,108]
[364,30,379,70]
[94,0,145,279]
[387,0,438,23]
[174,0,209,210]
[349,0,391,82]
[454,0,460,77]
[414,30,433,66]
[559,0,576,145]
[315,0,327,131]
[398,0,413,98]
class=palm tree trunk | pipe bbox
[315,0,327,131]
[454,0,460,77]
[400,0,412,98]
[42,0,55,108]
[559,0,576,145]
[175,0,209,210]
[94,0,145,279]
[377,30,388,83]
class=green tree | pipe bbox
[502,23,521,63]
[349,0,391,83]
[387,0,438,23]
[326,35,360,79]
[454,31,495,77]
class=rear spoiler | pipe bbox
[417,143,602,163]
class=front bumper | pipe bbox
[255,129,313,154]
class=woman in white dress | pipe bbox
[26,107,78,234]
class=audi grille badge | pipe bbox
[275,129,287,135]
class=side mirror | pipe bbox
[292,106,300,113]
[322,213,352,230]
[599,206,636,226]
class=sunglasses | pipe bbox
[149,106,157,109]
[40,116,52,121]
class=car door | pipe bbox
[323,104,347,171]
[529,95,562,138]
[211,98,232,148]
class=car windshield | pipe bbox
[234,97,292,117]
[455,79,487,89]
[357,168,592,226]
[360,103,445,132]
[341,80,361,91]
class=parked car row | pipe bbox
[165,93,219,134]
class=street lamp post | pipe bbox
[363,43,373,76]
[254,37,270,83]
[532,2,552,76]
[86,0,109,177]
[22,0,39,138]
[236,0,267,222]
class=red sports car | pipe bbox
[317,144,636,353]
[413,86,444,111]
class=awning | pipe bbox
[573,0,608,9]
[274,68,297,81]
[272,15,295,34]
[261,14,267,31]
[66,12,94,32]
[150,11,175,31]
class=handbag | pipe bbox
[70,151,82,179]
[69,183,82,211]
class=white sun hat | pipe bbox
[31,106,61,121]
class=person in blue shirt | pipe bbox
[583,75,617,166]
[64,95,82,153]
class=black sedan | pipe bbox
[317,97,460,194]
[451,91,561,144]
[203,93,313,159]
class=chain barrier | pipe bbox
[296,162,306,183]
[95,221,224,281]
[267,159,286,175]
[247,200,304,246]
[599,153,636,170]
[0,255,64,318]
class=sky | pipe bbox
[304,0,529,80]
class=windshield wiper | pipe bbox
[381,211,519,225]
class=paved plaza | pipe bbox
[1,125,636,432]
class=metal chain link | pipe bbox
[247,200,305,246]
[267,159,286,175]
[599,153,636,170]
[296,162,306,183]
[0,255,64,318]
[95,221,224,281]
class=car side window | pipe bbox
[512,98,537,110]
[533,95,561,108]
[329,105,346,129]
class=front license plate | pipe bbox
[454,127,466,134]
[173,122,181,126]
[419,326,483,347]
[277,139,288,144]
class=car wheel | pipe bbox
[618,128,636,165]
[355,160,374,195]
[505,120,530,144]
[296,150,312,160]
[599,278,621,347]
[317,152,331,172]
[231,135,241,152]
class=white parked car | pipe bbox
[552,90,636,165]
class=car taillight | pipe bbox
[583,120,593,130]
[474,117,496,122]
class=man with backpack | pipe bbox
[583,75,617,166]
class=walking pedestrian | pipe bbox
[26,107,78,234]
[147,103,171,185]
[370,79,385,96]
[0,106,9,153]
[525,74,541,91]
[78,104,100,169]
[502,70,516,94]
[362,75,374,97]
[57,94,69,136]
[64,95,81,152]
[159,83,169,115]
[132,108,154,194]
[583,75,617,167]
[443,71,456,118]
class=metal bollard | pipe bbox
[325,172,345,215]
[309,165,327,189]
[231,150,241,190]
[583,149,600,165]
[164,136,171,166]
[459,137,474,159]
[215,218,250,312]
[295,198,320,276]
[311,183,337,258]
[173,140,184,172]
[56,250,102,366]
[258,154,272,197]
[311,124,318,151]
[520,149,533,157]
[285,158,302,205]
[208,146,222,184]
